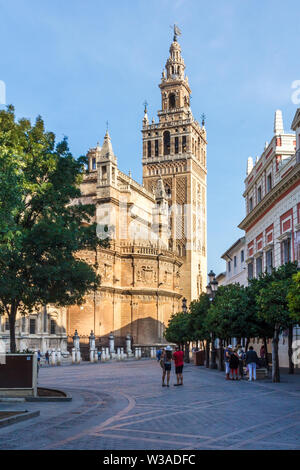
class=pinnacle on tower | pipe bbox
[100,130,115,160]
[155,177,167,200]
[143,100,149,125]
[274,109,284,135]
[247,156,253,175]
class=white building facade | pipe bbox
[0,306,67,353]
[238,109,300,367]
[220,237,247,286]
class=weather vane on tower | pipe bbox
[171,24,182,42]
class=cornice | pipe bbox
[239,163,300,231]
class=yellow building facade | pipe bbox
[66,32,207,346]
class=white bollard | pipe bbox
[101,348,106,361]
[126,334,133,356]
[90,349,94,363]
[106,347,110,360]
[117,347,121,360]
[109,333,115,355]
[72,348,76,364]
[56,348,61,366]
[51,349,56,366]
[75,349,81,363]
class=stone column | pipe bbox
[101,348,106,361]
[126,334,133,356]
[105,347,109,360]
[72,348,76,364]
[109,332,115,356]
[73,330,80,364]
[89,330,96,363]
[51,349,56,366]
[56,348,61,366]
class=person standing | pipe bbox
[173,346,184,386]
[237,344,245,379]
[45,350,50,366]
[260,344,266,367]
[156,348,163,362]
[246,346,258,381]
[229,349,240,380]
[161,346,172,387]
[224,345,232,380]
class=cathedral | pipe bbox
[0,30,207,352]
[66,30,207,346]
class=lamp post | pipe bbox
[182,297,190,363]
[206,270,218,369]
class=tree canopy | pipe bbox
[0,106,108,351]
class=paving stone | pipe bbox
[0,361,299,449]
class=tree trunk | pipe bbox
[245,338,250,352]
[184,342,190,363]
[263,337,269,371]
[288,325,294,375]
[9,304,18,353]
[219,339,224,371]
[210,333,217,369]
[205,340,210,368]
[272,327,280,383]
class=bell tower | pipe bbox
[142,27,207,302]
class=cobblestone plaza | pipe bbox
[1,360,300,450]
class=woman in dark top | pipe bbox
[229,349,240,381]
[161,346,173,387]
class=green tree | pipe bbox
[256,262,298,382]
[190,293,211,367]
[205,284,254,370]
[0,106,108,352]
[164,311,191,348]
[287,272,300,322]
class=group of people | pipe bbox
[224,344,261,381]
[156,345,184,387]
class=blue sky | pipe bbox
[1,0,300,275]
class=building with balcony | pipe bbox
[239,109,300,276]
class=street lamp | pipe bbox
[181,297,190,363]
[206,270,218,369]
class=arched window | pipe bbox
[175,136,179,154]
[165,184,171,197]
[147,140,151,158]
[169,93,176,109]
[155,139,159,156]
[92,158,96,170]
[163,131,171,155]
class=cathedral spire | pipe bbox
[100,129,116,161]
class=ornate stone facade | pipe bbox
[67,131,182,345]
[67,33,207,346]
[142,35,207,302]
[0,33,207,351]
